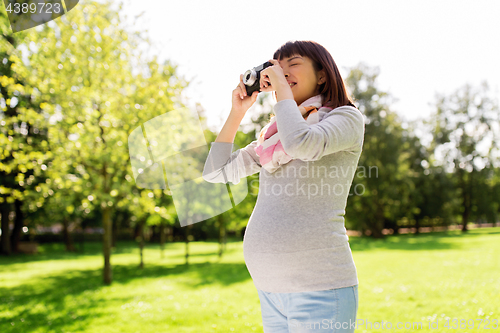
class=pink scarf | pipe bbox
[254,95,332,173]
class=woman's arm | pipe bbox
[202,139,262,184]
[203,74,261,184]
[214,110,245,143]
[273,99,365,161]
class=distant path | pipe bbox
[347,222,500,237]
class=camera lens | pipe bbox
[243,69,256,86]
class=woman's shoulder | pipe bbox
[331,104,360,113]
[320,104,364,122]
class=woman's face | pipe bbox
[277,54,325,106]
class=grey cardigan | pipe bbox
[203,98,365,293]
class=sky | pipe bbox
[119,0,500,134]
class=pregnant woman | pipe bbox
[203,40,365,333]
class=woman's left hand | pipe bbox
[260,59,294,101]
[260,59,287,92]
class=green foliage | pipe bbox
[2,0,499,248]
[1,0,194,232]
[1,9,48,208]
[345,63,413,237]
[344,63,500,237]
[429,82,500,227]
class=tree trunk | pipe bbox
[102,206,113,285]
[10,199,24,253]
[415,218,420,235]
[112,213,117,248]
[159,222,166,259]
[139,219,144,269]
[185,225,190,266]
[133,222,140,239]
[218,215,225,258]
[392,222,400,235]
[461,170,472,232]
[0,202,11,255]
[370,226,385,238]
[223,221,227,252]
[79,223,85,253]
[240,226,246,241]
[370,204,385,239]
[461,206,470,232]
[62,216,76,252]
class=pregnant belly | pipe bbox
[243,207,348,254]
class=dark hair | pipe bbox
[272,40,355,110]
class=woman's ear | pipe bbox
[317,69,326,85]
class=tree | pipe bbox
[1,10,50,255]
[22,0,188,284]
[429,81,500,232]
[401,119,457,233]
[345,63,410,238]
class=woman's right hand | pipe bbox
[231,74,259,117]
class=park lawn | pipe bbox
[0,226,498,333]
[350,227,499,332]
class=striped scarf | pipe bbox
[254,95,331,173]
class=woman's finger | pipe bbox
[240,82,247,97]
[264,76,271,88]
[268,59,280,67]
[239,74,247,97]
[251,90,259,102]
[234,85,242,100]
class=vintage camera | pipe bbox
[242,61,273,96]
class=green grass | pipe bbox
[1,227,499,332]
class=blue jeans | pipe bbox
[257,285,358,333]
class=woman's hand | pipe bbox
[260,59,293,102]
[231,73,259,117]
[260,59,286,91]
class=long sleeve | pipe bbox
[202,139,262,184]
[273,99,365,161]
